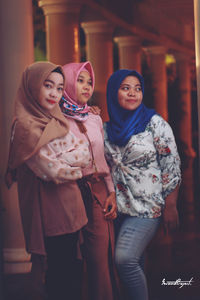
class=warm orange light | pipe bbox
[74,27,79,55]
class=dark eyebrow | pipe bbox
[78,74,92,81]
[120,83,141,87]
[44,79,64,86]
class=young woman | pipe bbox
[60,61,119,300]
[5,61,91,300]
[104,69,181,300]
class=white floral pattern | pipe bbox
[104,115,181,218]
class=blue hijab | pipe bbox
[106,69,156,146]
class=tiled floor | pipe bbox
[2,155,200,300]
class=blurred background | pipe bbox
[0,0,199,299]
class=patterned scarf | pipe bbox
[60,96,89,120]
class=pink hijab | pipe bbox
[60,61,95,121]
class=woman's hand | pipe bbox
[163,204,179,234]
[89,106,101,115]
[103,191,117,220]
[162,184,180,234]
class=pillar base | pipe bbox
[4,248,31,274]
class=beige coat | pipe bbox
[17,164,87,255]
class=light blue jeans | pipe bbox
[115,215,160,300]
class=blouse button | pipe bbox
[48,162,53,168]
[42,174,47,179]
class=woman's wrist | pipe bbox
[109,191,115,195]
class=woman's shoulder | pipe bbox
[148,114,173,137]
[16,116,33,129]
[13,117,37,140]
[88,112,103,127]
[148,114,168,128]
[150,114,163,123]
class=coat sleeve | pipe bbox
[26,142,84,184]
[54,131,91,168]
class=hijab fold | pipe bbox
[106,69,156,146]
[60,61,95,121]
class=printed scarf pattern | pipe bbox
[60,96,89,121]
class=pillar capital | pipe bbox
[114,35,141,47]
[145,45,166,56]
[39,0,82,15]
[81,21,114,35]
[114,35,142,72]
[39,0,81,64]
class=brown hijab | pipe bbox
[6,61,69,185]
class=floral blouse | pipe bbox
[27,131,91,184]
[104,114,181,218]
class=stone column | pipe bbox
[0,0,34,274]
[81,21,114,121]
[145,46,168,120]
[174,52,196,157]
[114,36,142,73]
[39,0,82,65]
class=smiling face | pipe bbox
[76,71,93,104]
[38,71,64,112]
[118,75,143,111]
